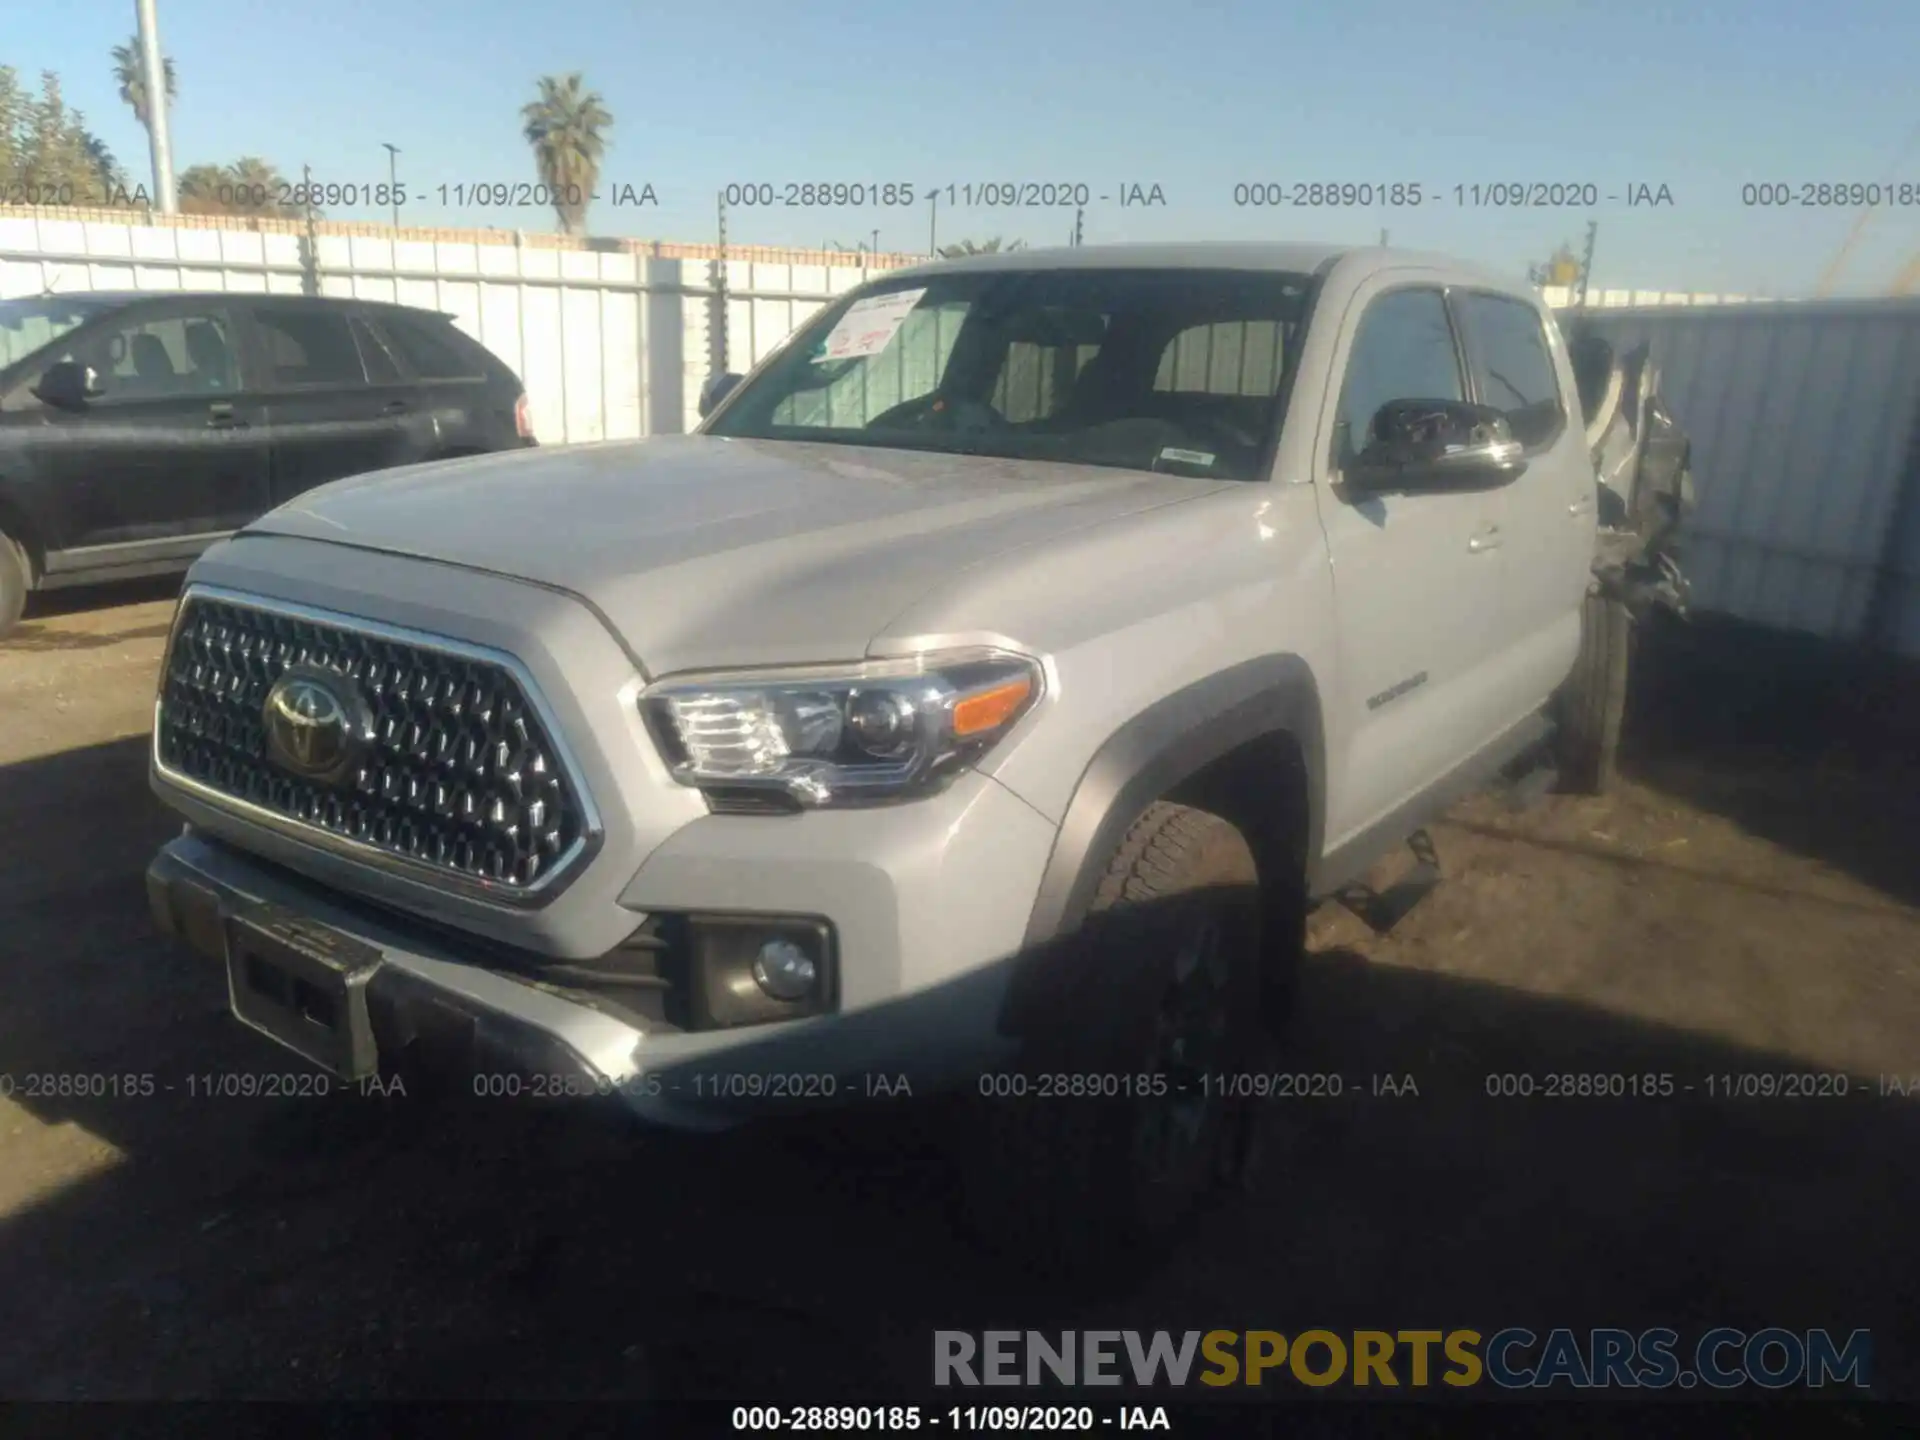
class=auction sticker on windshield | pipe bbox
[814,288,927,362]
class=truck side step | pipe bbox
[1334,828,1441,935]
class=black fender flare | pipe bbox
[1019,654,1326,950]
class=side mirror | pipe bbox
[697,371,743,420]
[32,360,103,411]
[1346,398,1527,492]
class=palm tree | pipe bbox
[111,36,178,132]
[176,158,306,218]
[176,162,231,215]
[937,237,1027,258]
[78,129,125,194]
[520,73,611,236]
[228,155,295,213]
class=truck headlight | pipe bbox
[640,649,1043,809]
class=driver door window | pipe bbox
[1334,289,1463,469]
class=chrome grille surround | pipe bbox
[153,584,602,906]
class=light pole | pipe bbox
[1576,219,1599,308]
[135,0,177,213]
[382,143,401,229]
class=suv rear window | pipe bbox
[375,312,488,380]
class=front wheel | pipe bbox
[0,530,29,641]
[959,802,1268,1276]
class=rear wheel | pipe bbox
[961,801,1269,1276]
[0,530,29,641]
[1556,588,1633,794]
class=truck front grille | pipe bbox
[155,592,593,896]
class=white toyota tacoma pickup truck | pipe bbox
[145,243,1688,1266]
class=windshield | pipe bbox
[706,267,1312,482]
[0,295,112,372]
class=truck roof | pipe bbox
[894,241,1529,292]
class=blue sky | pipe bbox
[6,0,1918,294]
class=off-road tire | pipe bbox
[961,802,1268,1278]
[1556,588,1632,794]
[0,530,29,641]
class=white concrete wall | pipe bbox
[1540,285,1762,308]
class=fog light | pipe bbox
[752,938,818,1000]
[680,914,835,1029]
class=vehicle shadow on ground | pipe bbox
[0,618,176,654]
[1616,613,1920,909]
[0,735,1913,1404]
[3,576,182,655]
[17,574,181,625]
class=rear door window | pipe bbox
[248,306,368,387]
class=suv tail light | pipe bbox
[514,392,535,441]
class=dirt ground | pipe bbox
[1,578,1917,1409]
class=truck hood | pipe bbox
[244,436,1218,674]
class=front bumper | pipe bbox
[147,793,1044,1128]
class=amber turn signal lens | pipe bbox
[952,676,1033,737]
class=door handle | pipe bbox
[1468,525,1503,552]
[381,400,411,415]
[1569,497,1595,516]
[207,404,248,430]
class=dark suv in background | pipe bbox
[0,291,535,638]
